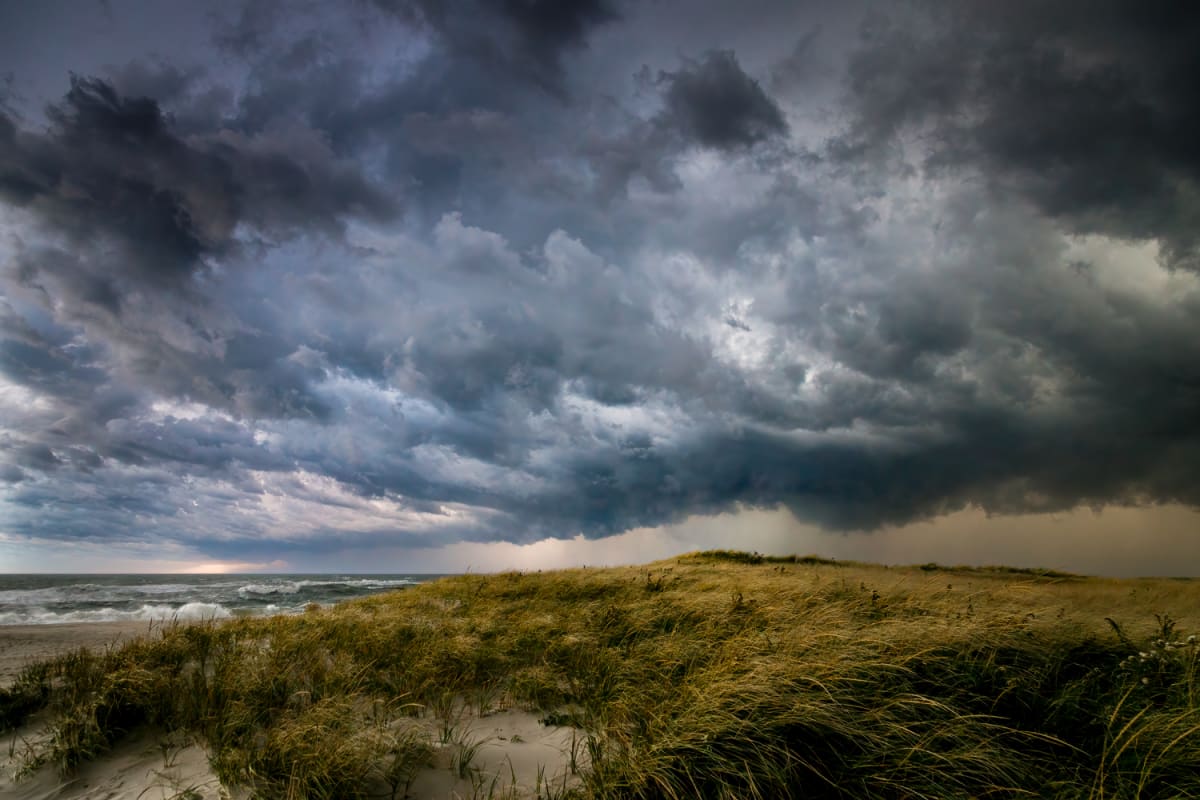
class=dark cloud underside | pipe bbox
[0,0,1197,565]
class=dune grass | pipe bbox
[2,550,1199,798]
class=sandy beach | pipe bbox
[1,621,222,800]
[0,621,155,688]
[1,620,582,799]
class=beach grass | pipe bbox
[3,550,1199,798]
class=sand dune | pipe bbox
[1,728,222,800]
[1,622,581,799]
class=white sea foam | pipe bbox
[0,602,233,626]
[237,578,414,596]
[161,602,233,621]
[0,587,72,604]
[0,575,424,626]
[237,581,301,596]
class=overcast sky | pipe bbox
[1,0,1198,575]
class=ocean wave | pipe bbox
[160,602,233,621]
[1,583,201,605]
[0,602,233,626]
[0,587,72,605]
[238,582,300,596]
[129,583,199,595]
[0,575,424,626]
[236,578,416,597]
[297,578,416,591]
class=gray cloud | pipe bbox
[0,73,399,425]
[0,0,1197,568]
[838,0,1200,269]
[658,49,788,150]
[1,76,396,281]
[373,0,619,96]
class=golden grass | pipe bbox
[2,551,1199,798]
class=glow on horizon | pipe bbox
[3,505,1198,577]
[174,560,291,574]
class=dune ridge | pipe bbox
[2,551,1199,798]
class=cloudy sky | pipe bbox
[1,0,1198,575]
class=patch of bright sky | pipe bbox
[1064,235,1198,300]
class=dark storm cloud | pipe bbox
[839,0,1200,269]
[205,2,590,241]
[1,76,396,289]
[1,0,1198,566]
[374,0,619,95]
[571,48,792,201]
[658,49,788,150]
[491,0,619,69]
[0,73,395,424]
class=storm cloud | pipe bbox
[0,0,1198,569]
[658,49,788,150]
[839,0,1200,269]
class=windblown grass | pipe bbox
[3,551,1199,798]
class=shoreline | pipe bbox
[0,620,158,688]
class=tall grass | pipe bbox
[2,550,1198,798]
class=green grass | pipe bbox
[2,553,1199,798]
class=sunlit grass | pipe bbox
[3,550,1199,798]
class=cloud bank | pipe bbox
[1,0,1197,567]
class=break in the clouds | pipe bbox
[0,0,1198,570]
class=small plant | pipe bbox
[1116,617,1198,701]
[535,762,577,800]
[471,679,506,716]
[378,728,434,800]
[428,688,458,722]
[452,731,490,779]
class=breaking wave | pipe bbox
[0,574,430,626]
[0,602,233,626]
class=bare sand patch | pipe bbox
[1,622,154,689]
[2,709,583,800]
[1,727,224,800]
[407,708,585,799]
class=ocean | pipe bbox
[0,574,444,626]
